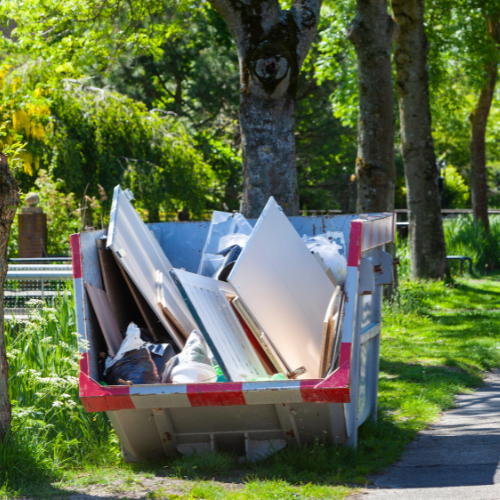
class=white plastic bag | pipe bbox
[198,211,253,278]
[302,232,347,285]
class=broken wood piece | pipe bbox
[231,296,290,376]
[96,236,141,332]
[230,299,277,375]
[319,286,341,378]
[157,271,190,339]
[113,253,185,349]
[118,378,134,386]
[84,282,123,357]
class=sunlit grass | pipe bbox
[2,276,500,499]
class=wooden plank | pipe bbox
[84,282,123,357]
[113,253,185,349]
[231,296,289,376]
[157,271,190,339]
[319,287,341,378]
[106,186,196,350]
[228,197,335,379]
[96,237,140,332]
[230,300,276,375]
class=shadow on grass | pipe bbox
[7,415,417,499]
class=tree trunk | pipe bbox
[207,0,322,218]
[391,0,447,279]
[0,153,20,438]
[469,17,500,233]
[348,0,399,213]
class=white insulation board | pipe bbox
[106,186,196,348]
[228,197,335,379]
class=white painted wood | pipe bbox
[106,186,196,349]
[170,269,268,382]
[228,197,335,379]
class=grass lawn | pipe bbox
[3,275,500,499]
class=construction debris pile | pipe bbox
[87,187,347,386]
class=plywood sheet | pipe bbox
[96,237,141,332]
[84,282,123,357]
[106,186,196,350]
[228,197,335,379]
[170,269,268,382]
[113,253,184,348]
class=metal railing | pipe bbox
[5,258,73,320]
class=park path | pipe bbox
[352,370,500,500]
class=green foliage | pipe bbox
[397,215,500,278]
[8,170,82,257]
[2,289,120,493]
[443,165,470,208]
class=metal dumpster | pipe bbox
[71,212,395,461]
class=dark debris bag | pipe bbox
[104,347,160,385]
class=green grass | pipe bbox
[397,214,500,277]
[2,276,500,499]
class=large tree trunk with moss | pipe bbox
[0,153,20,438]
[391,0,447,279]
[469,17,499,233]
[208,0,322,217]
[348,0,398,213]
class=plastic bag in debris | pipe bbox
[104,323,175,385]
[104,348,160,385]
[302,232,347,285]
[198,211,253,278]
[161,329,213,384]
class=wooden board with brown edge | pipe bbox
[231,296,290,377]
[112,253,185,350]
[319,286,341,378]
[84,282,123,357]
[230,299,276,375]
[96,237,141,332]
[156,271,190,339]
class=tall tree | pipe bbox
[0,152,20,437]
[391,0,447,279]
[348,0,398,213]
[469,15,500,232]
[206,0,322,217]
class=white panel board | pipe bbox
[170,269,268,382]
[228,197,335,379]
[106,186,196,349]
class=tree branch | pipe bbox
[292,0,323,67]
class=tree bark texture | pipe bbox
[0,153,19,438]
[348,0,399,213]
[391,0,447,279]
[469,17,500,233]
[208,0,322,217]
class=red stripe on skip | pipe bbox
[187,382,246,407]
[347,221,363,267]
[79,353,135,412]
[300,343,351,403]
[70,233,82,279]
